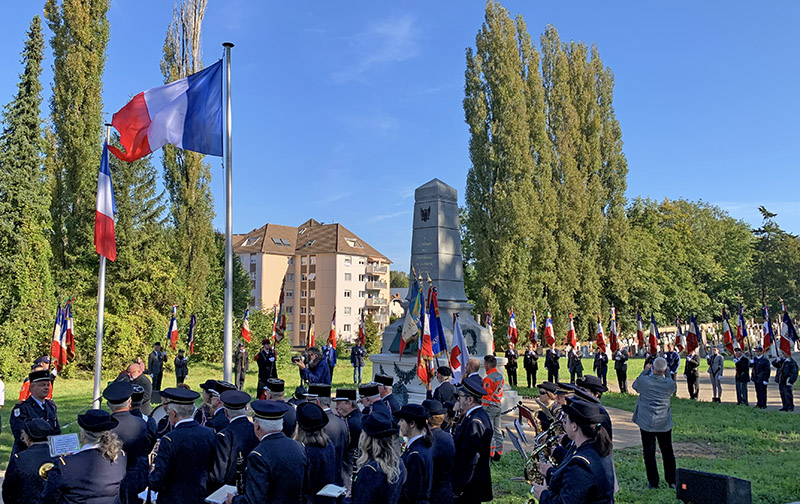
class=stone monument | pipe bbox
[370,179,519,409]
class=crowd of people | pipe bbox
[1,333,796,504]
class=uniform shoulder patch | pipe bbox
[13,408,20,417]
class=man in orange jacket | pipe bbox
[481,354,504,461]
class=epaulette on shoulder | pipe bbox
[163,435,173,443]
[59,456,66,465]
[571,455,591,467]
[364,464,377,472]
[251,451,262,457]
[218,432,225,437]
[408,451,419,457]
[14,453,19,459]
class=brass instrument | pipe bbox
[523,419,563,485]
[38,462,55,480]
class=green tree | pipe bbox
[364,313,382,355]
[464,1,538,336]
[390,270,409,288]
[0,16,55,378]
[45,0,110,369]
[752,206,800,314]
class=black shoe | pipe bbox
[492,453,501,462]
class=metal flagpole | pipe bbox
[93,124,112,409]
[222,42,234,383]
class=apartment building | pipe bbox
[233,219,391,346]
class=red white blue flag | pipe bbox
[675,317,685,352]
[609,307,619,352]
[507,308,518,345]
[188,313,196,354]
[736,304,747,350]
[328,309,337,349]
[596,315,606,353]
[686,315,700,354]
[529,310,538,345]
[722,308,735,354]
[168,305,178,350]
[450,313,470,384]
[763,306,774,352]
[94,143,117,261]
[109,60,223,162]
[636,311,645,349]
[565,313,577,348]
[241,308,251,343]
[544,309,555,347]
[780,303,796,357]
[648,314,659,355]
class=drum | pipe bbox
[150,403,168,424]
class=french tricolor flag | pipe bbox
[108,60,223,163]
[94,143,117,261]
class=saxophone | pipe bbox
[523,419,563,485]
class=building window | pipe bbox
[344,290,351,298]
[343,324,352,332]
[300,323,306,332]
[286,306,293,314]
[358,291,366,298]
[358,308,363,316]
[344,273,352,281]
[286,273,294,282]
[285,290,294,299]
[344,256,352,266]
[243,236,261,247]
[358,258,366,265]
[345,238,364,248]
[250,263,256,273]
[288,257,294,265]
[358,274,366,282]
[287,323,294,332]
[250,255,256,263]
[310,255,316,265]
[301,273,307,281]
[344,307,351,315]
[310,289,315,298]
[250,279,256,289]
[300,306,307,315]
[301,256,308,266]
[301,290,307,298]
[309,306,315,315]
[308,273,316,281]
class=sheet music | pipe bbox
[48,433,79,457]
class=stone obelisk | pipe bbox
[370,179,518,408]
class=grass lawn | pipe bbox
[498,359,800,504]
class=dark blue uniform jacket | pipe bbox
[2,443,54,504]
[233,431,308,504]
[399,436,433,504]
[42,447,127,504]
[149,419,215,504]
[539,440,614,504]
[210,415,259,489]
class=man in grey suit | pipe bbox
[632,357,677,490]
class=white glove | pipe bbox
[269,357,275,362]
[763,381,768,385]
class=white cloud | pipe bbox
[332,14,419,84]
[369,210,411,223]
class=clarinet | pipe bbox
[235,451,246,495]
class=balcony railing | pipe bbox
[372,314,389,324]
[365,297,387,307]
[366,281,388,290]
[366,264,388,274]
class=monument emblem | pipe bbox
[370,178,518,408]
[420,206,431,222]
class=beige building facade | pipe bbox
[234,219,391,347]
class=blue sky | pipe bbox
[2,1,799,270]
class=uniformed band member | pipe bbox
[42,409,127,504]
[593,347,609,388]
[174,349,189,386]
[255,339,278,393]
[210,390,259,491]
[201,379,238,432]
[358,383,389,418]
[296,402,338,504]
[567,346,584,384]
[308,383,350,486]
[10,369,61,456]
[346,406,406,504]
[534,382,558,431]
[774,350,798,412]
[613,347,628,394]
[751,345,771,409]
[396,404,434,504]
[733,348,750,405]
[130,384,157,450]
[426,366,456,404]
[2,419,56,504]
[452,374,493,504]
[422,399,455,504]
[531,399,615,504]
[375,374,401,415]
[524,343,539,388]
[264,378,297,437]
[149,387,216,504]
[545,347,561,383]
[104,381,150,504]
[228,400,308,504]
[504,342,519,387]
[147,342,168,391]
[333,388,363,489]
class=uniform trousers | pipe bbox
[525,369,537,388]
[640,429,676,488]
[735,381,748,405]
[506,367,517,387]
[779,382,795,411]
[616,370,627,394]
[754,382,768,408]
[686,374,699,400]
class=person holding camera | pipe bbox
[294,346,332,385]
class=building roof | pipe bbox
[234,219,390,263]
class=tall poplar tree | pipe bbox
[160,0,217,316]
[464,1,538,345]
[0,17,55,376]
